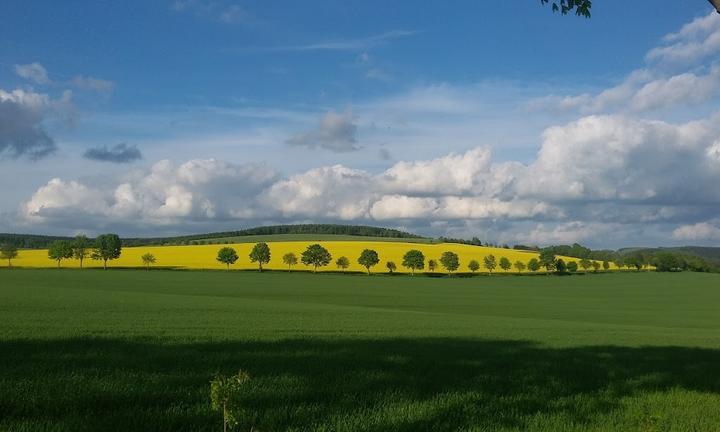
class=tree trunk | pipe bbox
[57,260,61,269]
[223,402,228,432]
[80,258,83,269]
[226,263,230,271]
[259,263,262,272]
[104,259,108,270]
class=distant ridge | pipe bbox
[0,224,424,249]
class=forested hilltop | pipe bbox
[0,225,423,249]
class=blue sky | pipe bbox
[2,0,720,248]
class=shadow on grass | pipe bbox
[1,337,719,431]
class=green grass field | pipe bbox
[1,269,719,431]
[194,233,435,244]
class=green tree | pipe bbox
[602,260,610,271]
[210,370,251,432]
[402,249,425,276]
[217,247,239,270]
[579,258,592,273]
[0,243,18,267]
[468,259,480,273]
[484,255,497,274]
[514,260,526,273]
[386,261,397,274]
[624,253,645,271]
[301,244,332,273]
[567,261,578,273]
[440,251,460,274]
[428,259,437,273]
[248,242,271,272]
[499,256,512,273]
[282,252,298,272]
[358,249,380,275]
[555,258,567,274]
[528,258,541,273]
[540,0,592,17]
[92,234,122,270]
[592,261,601,272]
[48,240,73,268]
[653,252,683,272]
[73,234,91,269]
[141,253,156,270]
[539,249,556,273]
[335,256,350,272]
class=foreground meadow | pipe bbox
[11,240,619,273]
[1,269,718,431]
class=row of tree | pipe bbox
[0,234,124,269]
[213,243,616,275]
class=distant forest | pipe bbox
[0,224,423,249]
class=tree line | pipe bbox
[212,243,621,276]
[0,234,123,269]
[1,235,714,274]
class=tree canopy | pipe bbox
[249,242,271,272]
[440,251,460,274]
[358,249,380,274]
[92,234,122,270]
[301,244,332,273]
[402,250,425,275]
[283,252,298,271]
[541,0,592,18]
[48,240,73,268]
[1,243,18,267]
[217,247,239,270]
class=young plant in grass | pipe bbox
[210,370,251,432]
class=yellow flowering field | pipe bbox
[11,241,622,273]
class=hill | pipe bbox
[619,246,720,267]
[0,224,426,249]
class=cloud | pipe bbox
[83,143,143,163]
[533,13,720,114]
[646,13,720,65]
[172,0,249,24]
[672,221,720,241]
[71,76,116,95]
[286,111,359,152]
[243,30,416,52]
[16,108,720,244]
[0,88,73,160]
[14,63,50,84]
[22,159,277,227]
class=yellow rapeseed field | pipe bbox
[11,241,622,273]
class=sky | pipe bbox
[1,0,720,248]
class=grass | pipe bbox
[1,269,719,431]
